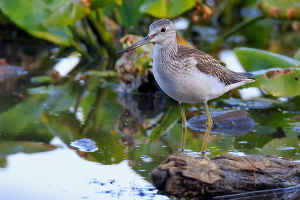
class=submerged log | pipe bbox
[150,153,300,199]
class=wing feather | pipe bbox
[177,45,252,86]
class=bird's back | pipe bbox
[153,44,254,103]
[176,45,254,86]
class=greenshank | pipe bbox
[117,18,254,156]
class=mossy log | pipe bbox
[151,153,300,199]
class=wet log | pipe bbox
[150,153,300,199]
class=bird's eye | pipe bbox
[161,27,166,32]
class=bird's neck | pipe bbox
[154,39,178,62]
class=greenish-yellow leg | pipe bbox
[201,101,213,157]
[179,103,187,152]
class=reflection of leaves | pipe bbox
[0,157,7,168]
[44,121,76,144]
[0,76,128,164]
[0,97,47,138]
[149,104,180,141]
[234,131,273,155]
[0,83,79,141]
[0,141,56,157]
[261,138,300,159]
[249,110,296,128]
[79,89,126,164]
[223,98,284,109]
[234,110,300,156]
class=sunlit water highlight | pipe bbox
[0,137,168,200]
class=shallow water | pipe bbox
[0,67,300,200]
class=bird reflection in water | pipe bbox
[188,110,255,136]
[115,93,166,148]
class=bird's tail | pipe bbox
[242,72,255,81]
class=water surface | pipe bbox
[0,65,300,200]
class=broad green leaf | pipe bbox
[248,68,300,97]
[243,19,274,49]
[0,7,9,22]
[31,76,53,84]
[234,47,300,71]
[294,48,300,61]
[140,0,196,18]
[45,0,90,26]
[0,0,73,45]
[91,0,116,8]
[84,70,118,77]
[259,0,300,20]
[119,0,145,27]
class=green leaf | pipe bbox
[259,0,300,20]
[294,48,300,61]
[91,0,116,9]
[0,0,73,45]
[119,0,145,27]
[234,47,300,71]
[84,70,118,77]
[31,76,53,84]
[0,7,9,22]
[243,19,274,49]
[45,0,90,26]
[140,0,196,18]
[248,68,300,97]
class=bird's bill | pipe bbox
[117,35,151,54]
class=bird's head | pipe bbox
[117,18,176,54]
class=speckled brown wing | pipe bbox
[177,45,252,86]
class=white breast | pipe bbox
[153,60,228,103]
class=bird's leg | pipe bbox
[179,103,187,152]
[201,101,212,157]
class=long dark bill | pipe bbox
[117,35,151,54]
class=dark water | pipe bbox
[0,64,300,200]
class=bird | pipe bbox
[117,18,255,156]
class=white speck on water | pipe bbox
[292,126,300,132]
[140,156,153,163]
[54,55,80,77]
[188,107,198,111]
[277,146,295,150]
